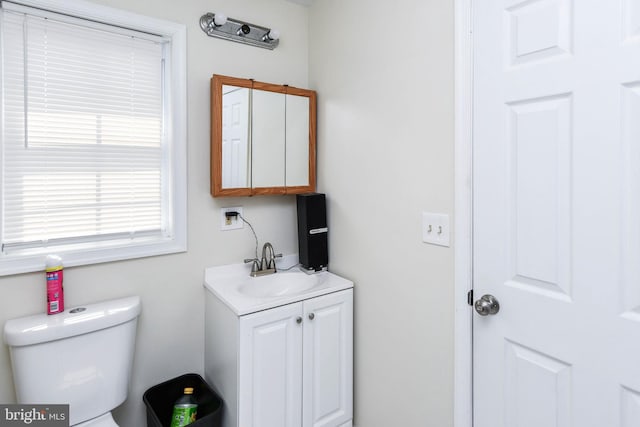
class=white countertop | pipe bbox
[203,255,354,316]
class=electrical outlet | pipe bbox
[221,207,243,231]
[422,212,450,247]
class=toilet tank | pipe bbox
[3,296,141,426]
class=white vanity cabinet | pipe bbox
[205,287,353,427]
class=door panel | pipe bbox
[507,94,572,298]
[504,340,571,427]
[505,0,572,67]
[623,83,640,317]
[622,387,640,426]
[302,290,353,427]
[473,1,640,426]
[239,302,303,427]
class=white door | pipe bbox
[222,86,250,188]
[302,289,353,427]
[473,1,640,426]
[239,302,303,427]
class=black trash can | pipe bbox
[143,373,222,427]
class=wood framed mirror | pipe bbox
[210,74,316,197]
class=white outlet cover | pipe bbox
[221,207,243,231]
[422,212,450,247]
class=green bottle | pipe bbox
[170,387,198,427]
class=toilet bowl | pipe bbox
[3,296,141,426]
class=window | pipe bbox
[0,0,187,275]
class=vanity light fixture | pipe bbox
[199,12,280,50]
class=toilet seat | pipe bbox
[74,412,118,427]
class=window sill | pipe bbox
[0,235,187,276]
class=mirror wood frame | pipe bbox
[210,74,317,197]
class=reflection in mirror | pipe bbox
[286,93,310,187]
[221,85,250,188]
[252,89,285,188]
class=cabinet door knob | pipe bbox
[308,313,315,320]
[296,316,303,324]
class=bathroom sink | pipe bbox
[204,255,354,315]
[237,272,322,298]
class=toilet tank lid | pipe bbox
[3,296,141,347]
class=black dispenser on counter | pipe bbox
[296,193,328,272]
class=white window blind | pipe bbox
[0,1,186,273]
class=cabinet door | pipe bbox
[302,289,353,427]
[239,302,303,427]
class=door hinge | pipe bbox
[467,290,474,306]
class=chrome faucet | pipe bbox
[261,242,276,271]
[245,242,282,277]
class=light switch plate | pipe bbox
[422,212,450,247]
[221,207,243,231]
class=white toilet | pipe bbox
[3,296,141,427]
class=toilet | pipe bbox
[3,296,141,427]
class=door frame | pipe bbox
[454,0,473,426]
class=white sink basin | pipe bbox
[238,272,322,298]
[204,256,354,315]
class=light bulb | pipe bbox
[268,29,280,41]
[213,13,227,26]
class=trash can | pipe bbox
[143,373,222,427]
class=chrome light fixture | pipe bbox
[200,12,280,50]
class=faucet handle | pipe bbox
[267,253,283,270]
[244,258,260,274]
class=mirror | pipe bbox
[211,74,316,197]
[252,83,286,188]
[285,91,311,187]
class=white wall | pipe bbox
[1,1,457,426]
[0,0,309,425]
[308,0,455,425]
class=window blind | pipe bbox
[1,4,170,254]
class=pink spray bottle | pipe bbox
[45,255,64,315]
